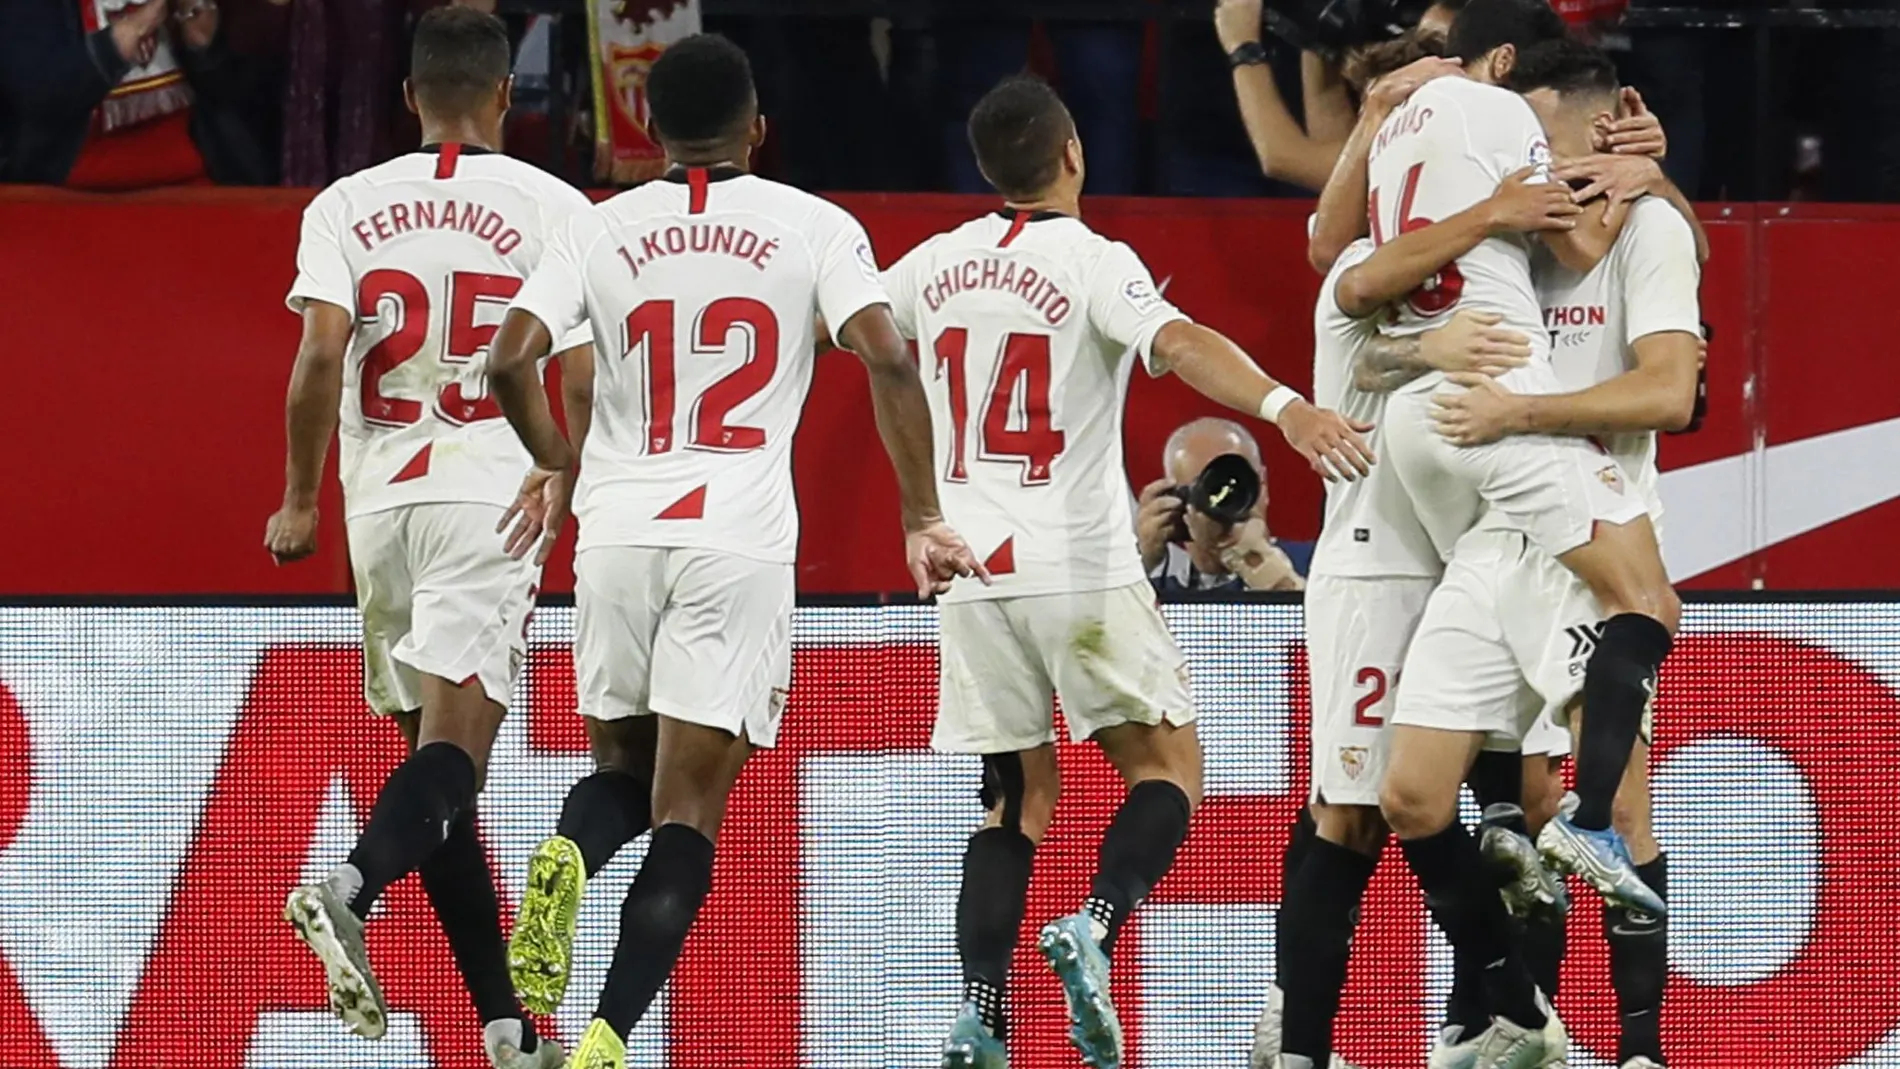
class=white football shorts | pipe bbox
[1385,370,1649,563]
[1304,574,1437,806]
[1393,528,1607,748]
[934,581,1196,754]
[346,503,539,715]
[573,546,793,748]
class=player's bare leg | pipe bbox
[511,716,657,1014]
[1267,801,1384,1069]
[1038,720,1201,1069]
[1605,739,1668,1069]
[1545,518,1675,915]
[943,747,1060,1069]
[1383,725,1565,1069]
[571,716,752,1068]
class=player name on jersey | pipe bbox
[919,256,1074,324]
[616,222,780,278]
[348,198,525,255]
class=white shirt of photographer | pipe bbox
[286,149,594,519]
[881,211,1188,603]
[1367,75,1556,396]
[509,171,889,564]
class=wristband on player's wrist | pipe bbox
[1227,41,1269,69]
[1258,385,1304,424]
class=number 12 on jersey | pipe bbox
[624,297,780,456]
[931,327,1066,485]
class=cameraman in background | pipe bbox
[1138,418,1310,593]
[1214,0,1465,191]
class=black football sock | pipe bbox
[419,809,535,1050]
[1083,779,1192,956]
[1574,614,1672,830]
[1522,909,1567,1003]
[595,822,716,1038]
[1278,837,1378,1062]
[1467,749,1526,823]
[1607,854,1669,1064]
[346,740,478,917]
[556,768,654,877]
[1444,940,1493,1042]
[1400,822,1546,1031]
[956,827,1036,1037]
[1274,809,1319,984]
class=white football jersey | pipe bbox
[286,146,593,519]
[1308,240,1442,580]
[510,169,888,564]
[1534,196,1702,526]
[881,211,1188,602]
[1366,76,1554,394]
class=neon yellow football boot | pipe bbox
[510,835,588,1014]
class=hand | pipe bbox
[905,521,991,599]
[264,502,318,565]
[1554,152,1666,205]
[1599,87,1667,159]
[1484,166,1583,234]
[170,0,219,52]
[498,465,574,565]
[1134,479,1184,572]
[1420,310,1532,377]
[1364,56,1462,114]
[1214,0,1264,54]
[109,0,167,65]
[1277,400,1376,481]
[1219,517,1300,590]
[1431,372,1526,446]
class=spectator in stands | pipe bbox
[0,0,271,187]
[1211,0,1464,193]
[1138,418,1310,593]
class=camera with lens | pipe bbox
[1165,453,1263,543]
[1263,0,1438,61]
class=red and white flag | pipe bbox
[586,0,701,185]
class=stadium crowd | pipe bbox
[4,0,1900,199]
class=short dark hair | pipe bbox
[967,75,1076,200]
[410,6,512,114]
[646,34,757,145]
[1445,0,1568,63]
[1503,36,1618,99]
[1344,31,1446,91]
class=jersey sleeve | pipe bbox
[1618,201,1702,345]
[536,181,599,352]
[285,185,355,315]
[1086,241,1189,375]
[509,213,591,345]
[878,242,928,341]
[813,205,891,335]
[1455,87,1553,186]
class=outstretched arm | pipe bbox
[264,301,352,564]
[1152,319,1375,480]
[1352,311,1533,393]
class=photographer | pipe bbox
[1137,418,1309,593]
[1215,0,1464,192]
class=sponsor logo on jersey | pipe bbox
[853,240,878,281]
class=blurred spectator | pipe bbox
[934,17,1144,195]
[1138,418,1310,593]
[1,0,272,187]
[279,0,405,185]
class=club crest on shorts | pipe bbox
[769,685,790,724]
[1339,746,1370,780]
[1595,464,1626,494]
